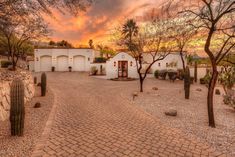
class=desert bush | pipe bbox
[218,66,235,94]
[90,66,98,75]
[223,94,235,109]
[158,70,167,80]
[94,57,107,63]
[1,60,12,68]
[200,72,211,85]
[167,70,177,80]
[177,69,184,80]
[154,70,159,78]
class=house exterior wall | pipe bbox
[106,52,138,79]
[143,53,187,72]
[34,49,94,72]
[90,63,107,75]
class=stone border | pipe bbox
[31,88,58,157]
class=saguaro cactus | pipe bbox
[184,66,191,99]
[10,79,25,136]
[41,72,47,96]
[194,61,198,83]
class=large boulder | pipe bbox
[165,109,177,116]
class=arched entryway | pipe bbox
[73,55,85,71]
[40,55,52,71]
[57,55,69,71]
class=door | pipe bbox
[57,56,69,71]
[118,61,128,78]
[40,56,52,71]
[73,55,85,71]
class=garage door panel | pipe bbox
[73,56,85,71]
[40,56,52,72]
[57,56,69,71]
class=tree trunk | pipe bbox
[12,61,16,71]
[207,65,218,128]
[194,61,198,83]
[180,52,186,72]
[139,78,143,92]
[10,55,17,71]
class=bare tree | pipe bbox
[168,17,197,72]
[182,0,235,127]
[0,0,93,16]
[0,0,93,70]
[0,2,49,70]
[122,19,172,92]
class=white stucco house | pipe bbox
[143,52,187,71]
[104,52,186,79]
[34,48,94,72]
[33,48,186,79]
[106,52,138,79]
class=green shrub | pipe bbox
[177,69,184,80]
[1,60,12,68]
[158,70,167,80]
[90,66,98,75]
[94,57,107,63]
[223,94,235,109]
[167,70,177,80]
[154,70,159,78]
[200,73,211,85]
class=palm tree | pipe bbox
[122,19,138,43]
[88,39,94,49]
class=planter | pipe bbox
[51,67,55,72]
[68,66,72,72]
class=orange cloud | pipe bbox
[44,0,165,47]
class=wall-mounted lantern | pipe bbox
[130,61,133,66]
[114,61,116,67]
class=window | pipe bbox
[158,63,161,67]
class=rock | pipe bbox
[196,88,202,92]
[34,102,41,108]
[152,87,158,91]
[165,109,177,116]
[132,92,138,97]
[132,92,138,100]
[215,89,221,95]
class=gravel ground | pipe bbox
[0,85,54,157]
[120,78,235,156]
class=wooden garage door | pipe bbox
[73,56,85,71]
[57,56,69,71]
[40,56,52,72]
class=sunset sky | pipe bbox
[45,0,165,47]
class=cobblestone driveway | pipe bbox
[32,73,219,157]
